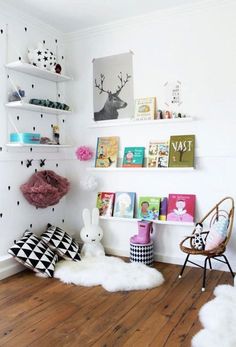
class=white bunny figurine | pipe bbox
[80,208,105,257]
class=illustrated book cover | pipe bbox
[138,196,161,220]
[113,192,136,218]
[122,147,145,167]
[96,192,115,217]
[168,135,195,168]
[167,194,196,223]
[134,97,156,121]
[95,136,119,168]
[147,141,169,168]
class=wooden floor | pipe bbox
[0,262,233,347]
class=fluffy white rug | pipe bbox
[192,284,236,347]
[54,256,164,292]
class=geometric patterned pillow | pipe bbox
[8,230,58,277]
[40,224,81,262]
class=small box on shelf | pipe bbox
[10,132,40,144]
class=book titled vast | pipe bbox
[168,135,195,168]
[138,196,161,220]
[95,136,119,168]
[147,141,169,168]
[113,192,136,218]
[134,97,156,121]
[167,194,196,223]
[122,147,145,167]
[96,192,115,217]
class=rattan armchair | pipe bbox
[179,197,235,291]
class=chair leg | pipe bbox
[202,257,208,292]
[179,254,190,279]
[208,257,212,270]
[222,255,235,278]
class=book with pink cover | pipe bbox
[167,194,196,223]
[96,192,115,217]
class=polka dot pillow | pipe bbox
[205,218,229,251]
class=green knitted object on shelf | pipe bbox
[29,98,70,111]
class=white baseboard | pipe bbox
[105,247,236,272]
[1,248,235,281]
[0,255,24,280]
[105,246,184,263]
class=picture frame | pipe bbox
[93,52,134,121]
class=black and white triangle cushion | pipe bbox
[41,224,81,262]
[8,230,58,277]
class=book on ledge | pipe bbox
[122,147,145,167]
[134,97,156,121]
[138,196,161,221]
[168,135,195,168]
[95,136,119,168]
[96,192,115,217]
[113,192,136,218]
[167,193,196,223]
[147,140,169,168]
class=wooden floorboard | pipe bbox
[0,261,233,347]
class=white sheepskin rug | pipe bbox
[54,256,164,292]
[192,284,236,347]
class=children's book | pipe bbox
[159,197,168,221]
[147,141,169,168]
[134,97,156,121]
[147,141,158,168]
[168,135,195,168]
[138,196,161,220]
[113,192,136,218]
[95,136,119,168]
[96,192,115,217]
[157,142,169,168]
[167,194,196,223]
[122,147,145,167]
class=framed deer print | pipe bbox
[93,52,134,121]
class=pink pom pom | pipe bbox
[75,146,93,161]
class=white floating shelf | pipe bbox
[6,143,72,148]
[5,61,72,82]
[89,117,193,128]
[5,101,72,115]
[100,216,194,227]
[87,167,194,172]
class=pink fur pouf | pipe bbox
[20,170,70,208]
[75,146,93,161]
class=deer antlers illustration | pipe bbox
[115,72,131,95]
[95,72,131,95]
[95,74,109,94]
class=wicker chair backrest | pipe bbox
[195,197,234,247]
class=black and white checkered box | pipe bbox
[130,241,154,266]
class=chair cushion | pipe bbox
[205,218,228,251]
[8,230,58,277]
[41,224,81,261]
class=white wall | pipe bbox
[0,4,73,278]
[1,1,236,279]
[64,0,236,267]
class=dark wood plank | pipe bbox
[181,270,234,347]
[151,269,224,347]
[93,265,196,347]
[0,261,233,347]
